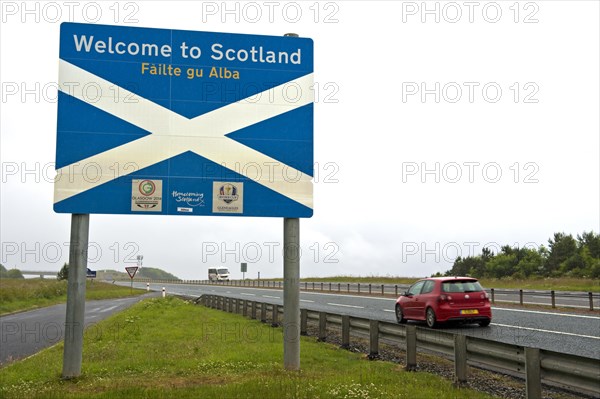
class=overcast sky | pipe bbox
[1,1,598,280]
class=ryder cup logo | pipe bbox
[218,183,239,204]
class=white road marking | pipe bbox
[262,295,280,299]
[303,291,395,301]
[300,299,314,303]
[327,303,364,309]
[241,293,256,296]
[493,323,600,340]
[89,307,102,312]
[383,309,395,312]
[492,307,600,320]
[99,305,118,313]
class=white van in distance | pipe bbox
[208,267,230,281]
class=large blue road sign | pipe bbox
[54,23,313,217]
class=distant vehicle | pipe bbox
[395,277,492,328]
[208,268,230,281]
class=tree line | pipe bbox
[0,264,24,279]
[443,231,600,279]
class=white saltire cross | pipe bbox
[55,60,314,210]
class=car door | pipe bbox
[414,280,436,317]
[402,280,425,318]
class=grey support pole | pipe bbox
[283,217,300,370]
[62,214,90,378]
[282,32,301,371]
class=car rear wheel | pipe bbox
[479,319,491,327]
[426,307,437,328]
[395,305,407,324]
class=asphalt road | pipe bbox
[223,281,600,309]
[124,281,600,360]
[0,293,157,366]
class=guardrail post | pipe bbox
[347,283,350,293]
[381,284,384,295]
[318,312,327,341]
[234,298,239,314]
[312,282,315,291]
[395,285,398,296]
[271,305,279,327]
[329,282,331,291]
[279,281,282,289]
[454,334,467,385]
[589,292,594,311]
[341,315,350,349]
[338,283,341,292]
[406,325,417,371]
[519,289,524,306]
[525,348,542,399]
[260,302,267,323]
[242,300,248,317]
[551,290,556,308]
[368,320,379,359]
[358,283,361,294]
[491,288,495,304]
[369,284,372,294]
[251,301,257,319]
[228,298,233,313]
[300,309,308,336]
[321,282,324,291]
[305,282,308,290]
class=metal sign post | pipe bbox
[241,262,247,280]
[283,217,300,370]
[125,266,139,293]
[62,213,90,379]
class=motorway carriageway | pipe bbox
[122,281,600,360]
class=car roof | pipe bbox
[421,277,478,282]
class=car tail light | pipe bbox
[481,293,490,300]
[439,294,452,302]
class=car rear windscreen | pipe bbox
[442,280,483,293]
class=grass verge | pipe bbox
[0,279,146,315]
[0,297,495,399]
[268,276,599,293]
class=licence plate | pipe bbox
[460,309,479,315]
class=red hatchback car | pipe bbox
[395,277,492,328]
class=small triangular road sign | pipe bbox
[125,266,139,279]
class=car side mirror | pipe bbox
[404,291,411,297]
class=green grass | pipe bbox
[266,276,600,293]
[0,297,496,399]
[477,277,599,292]
[0,279,146,315]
